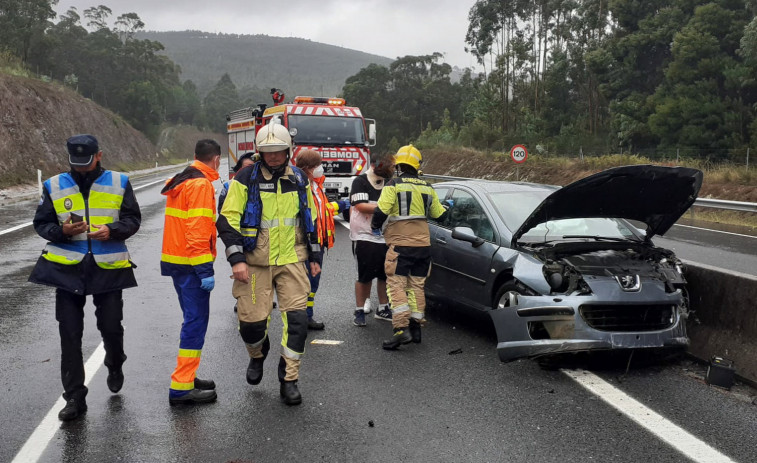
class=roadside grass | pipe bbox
[0,52,32,78]
[684,208,757,230]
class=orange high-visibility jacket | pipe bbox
[311,176,345,250]
[160,160,220,278]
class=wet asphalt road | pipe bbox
[1,167,756,462]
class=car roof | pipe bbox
[432,179,558,194]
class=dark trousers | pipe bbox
[306,260,323,319]
[56,288,126,400]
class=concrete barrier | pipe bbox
[684,261,757,384]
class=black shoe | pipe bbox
[107,367,124,393]
[382,327,413,350]
[246,357,265,385]
[169,388,217,405]
[194,377,216,390]
[409,320,422,344]
[280,381,302,405]
[58,397,87,421]
[233,302,238,313]
[307,318,325,330]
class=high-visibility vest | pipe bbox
[42,171,132,269]
[240,163,318,262]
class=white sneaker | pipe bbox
[363,300,372,314]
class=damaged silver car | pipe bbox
[425,165,703,362]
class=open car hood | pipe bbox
[512,165,703,246]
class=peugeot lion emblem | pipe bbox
[615,274,641,292]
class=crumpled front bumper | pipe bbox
[489,278,688,362]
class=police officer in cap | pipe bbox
[29,134,141,421]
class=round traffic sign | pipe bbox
[510,145,528,164]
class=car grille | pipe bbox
[579,305,676,332]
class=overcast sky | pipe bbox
[54,0,481,69]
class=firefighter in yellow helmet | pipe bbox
[216,120,321,405]
[370,144,449,349]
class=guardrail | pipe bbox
[421,173,757,213]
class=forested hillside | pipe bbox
[137,31,393,99]
[343,0,757,166]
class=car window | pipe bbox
[489,191,551,232]
[429,187,450,225]
[433,187,450,201]
[489,191,639,242]
[444,189,495,242]
[521,218,638,241]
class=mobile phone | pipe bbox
[70,213,83,223]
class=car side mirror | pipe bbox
[451,226,485,248]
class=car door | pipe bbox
[426,186,451,297]
[430,187,500,311]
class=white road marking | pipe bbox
[13,343,106,463]
[562,369,737,463]
[310,339,344,345]
[0,177,167,236]
[672,223,757,239]
[0,222,33,236]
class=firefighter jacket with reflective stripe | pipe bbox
[311,175,347,250]
[217,163,321,268]
[29,166,141,295]
[160,161,219,279]
[371,173,447,247]
[42,171,133,268]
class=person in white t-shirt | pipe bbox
[349,152,395,326]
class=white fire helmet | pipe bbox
[256,120,292,153]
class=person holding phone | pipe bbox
[29,134,141,421]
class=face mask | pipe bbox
[312,165,324,178]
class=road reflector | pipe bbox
[310,339,343,345]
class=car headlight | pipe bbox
[543,263,568,292]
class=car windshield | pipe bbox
[288,115,366,145]
[488,191,640,243]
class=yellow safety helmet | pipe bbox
[394,144,422,170]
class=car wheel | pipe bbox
[493,282,521,311]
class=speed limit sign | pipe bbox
[510,145,528,164]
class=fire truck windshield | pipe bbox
[288,115,366,146]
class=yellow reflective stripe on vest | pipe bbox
[94,251,131,269]
[161,253,214,266]
[42,244,86,265]
[240,228,258,237]
[166,207,214,219]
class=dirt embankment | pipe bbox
[422,147,757,203]
[0,73,224,188]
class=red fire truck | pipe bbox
[226,91,376,204]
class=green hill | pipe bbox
[138,31,393,99]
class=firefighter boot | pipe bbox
[280,381,302,405]
[246,357,265,385]
[382,327,413,350]
[409,319,422,344]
